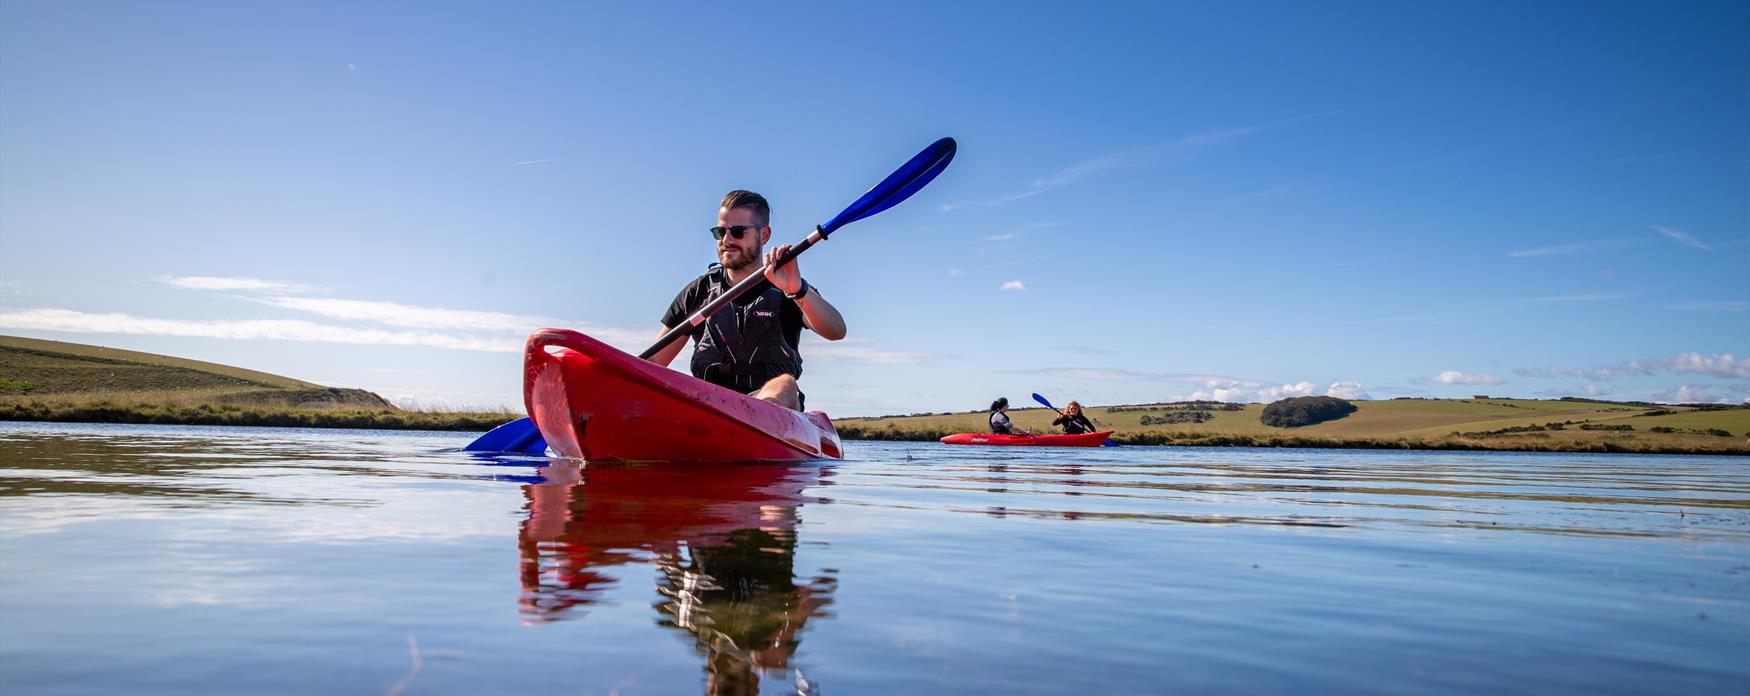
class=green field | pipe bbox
[0,335,509,431]
[839,397,1750,455]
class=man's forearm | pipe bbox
[797,289,846,340]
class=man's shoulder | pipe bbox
[676,265,724,293]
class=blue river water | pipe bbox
[1,422,1746,695]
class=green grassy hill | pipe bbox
[839,397,1750,455]
[0,335,507,431]
[0,335,390,408]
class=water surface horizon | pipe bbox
[2,422,1745,694]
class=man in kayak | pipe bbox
[648,190,847,411]
[1053,400,1097,435]
[988,397,1032,436]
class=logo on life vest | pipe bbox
[754,310,775,318]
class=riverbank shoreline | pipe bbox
[837,424,1750,456]
[5,411,1747,455]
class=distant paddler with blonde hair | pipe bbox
[1053,400,1097,435]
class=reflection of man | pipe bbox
[647,190,848,411]
[656,527,836,694]
[516,462,835,694]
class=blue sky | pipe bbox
[2,1,1746,415]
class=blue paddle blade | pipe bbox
[819,137,957,237]
[1101,440,1120,447]
[1031,392,1055,410]
[463,417,547,454]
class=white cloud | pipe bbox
[983,233,1019,241]
[1651,225,1711,251]
[940,118,1307,210]
[1008,368,1262,384]
[1538,384,1608,398]
[1055,345,1118,356]
[803,337,938,365]
[1013,368,1168,381]
[1660,352,1750,379]
[514,158,555,166]
[0,308,520,352]
[1507,238,1637,258]
[1325,381,1372,400]
[1665,301,1750,312]
[947,268,966,277]
[1000,280,1026,291]
[157,275,321,293]
[1190,379,1318,403]
[1517,292,1641,303]
[1516,352,1749,381]
[1651,384,1740,405]
[1509,244,1579,258]
[1259,381,1320,401]
[249,295,652,352]
[250,296,551,332]
[1006,368,1368,403]
[1422,370,1504,385]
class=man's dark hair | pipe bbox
[720,190,770,226]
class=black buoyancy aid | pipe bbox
[1062,414,1093,434]
[690,266,803,392]
[989,411,1010,434]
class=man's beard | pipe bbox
[720,247,758,272]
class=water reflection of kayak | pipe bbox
[518,460,835,692]
[523,328,842,462]
[940,431,1114,447]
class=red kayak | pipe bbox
[940,431,1114,447]
[523,328,842,462]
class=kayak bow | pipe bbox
[525,328,842,462]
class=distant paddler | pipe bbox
[1053,400,1097,435]
[988,397,1033,436]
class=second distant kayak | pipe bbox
[940,431,1114,447]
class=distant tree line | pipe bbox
[1455,420,1583,436]
[1140,411,1213,425]
[1111,402,1244,413]
[1260,396,1356,428]
[1649,426,1737,437]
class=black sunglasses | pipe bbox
[709,225,764,241]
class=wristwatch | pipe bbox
[785,281,810,301]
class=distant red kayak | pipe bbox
[523,328,842,462]
[940,431,1114,447]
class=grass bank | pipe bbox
[1,399,512,432]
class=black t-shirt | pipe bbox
[661,270,805,350]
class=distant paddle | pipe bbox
[1032,392,1118,446]
[465,138,958,453]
